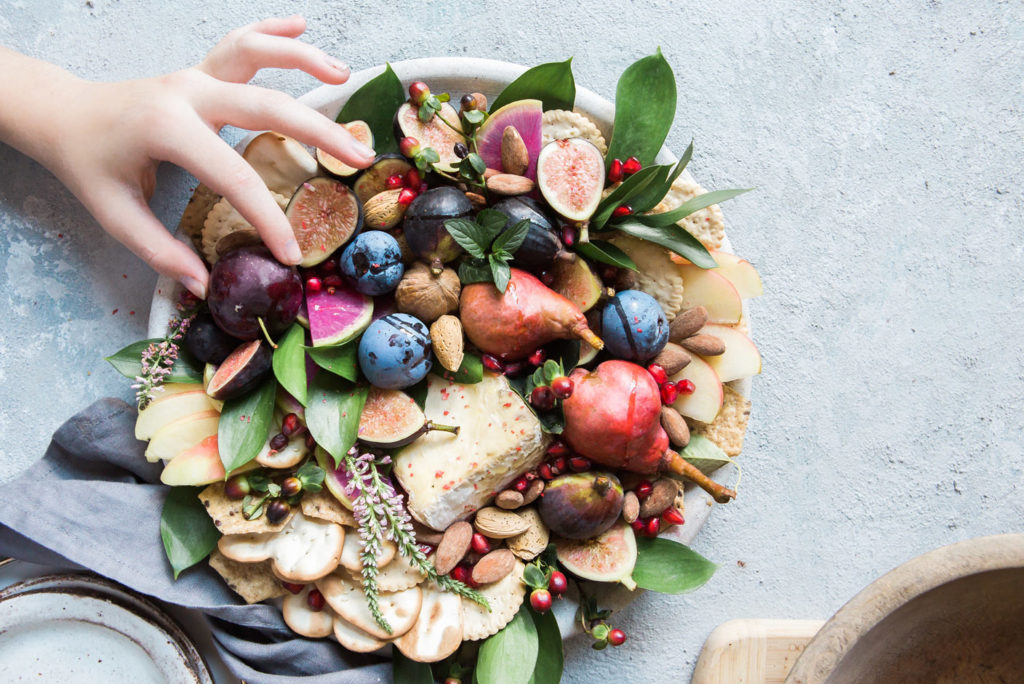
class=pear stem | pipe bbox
[575,325,604,351]
[661,450,736,503]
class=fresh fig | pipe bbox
[556,520,637,589]
[550,256,603,312]
[317,120,374,178]
[490,196,573,270]
[474,100,543,180]
[353,154,414,204]
[208,246,303,340]
[402,187,472,272]
[285,177,363,267]
[539,472,624,540]
[185,313,238,364]
[306,282,374,347]
[394,101,465,170]
[536,138,605,222]
[206,339,272,400]
[358,387,458,448]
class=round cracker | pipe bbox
[217,531,276,564]
[317,573,422,640]
[332,613,388,653]
[541,109,608,155]
[461,560,526,641]
[368,553,425,592]
[651,176,726,251]
[270,513,344,582]
[340,530,396,572]
[282,586,335,638]
[394,582,464,663]
[607,233,686,321]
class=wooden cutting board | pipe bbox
[692,619,825,684]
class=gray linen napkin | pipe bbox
[0,398,392,683]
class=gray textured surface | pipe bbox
[1,1,1022,681]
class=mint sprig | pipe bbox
[446,209,530,292]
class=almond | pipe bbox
[471,548,516,585]
[430,315,464,372]
[639,478,679,518]
[465,191,487,210]
[661,406,691,448]
[362,189,406,230]
[670,306,709,342]
[651,342,692,375]
[622,491,640,523]
[679,333,726,356]
[495,489,525,510]
[507,508,549,561]
[500,126,529,176]
[474,507,530,539]
[483,167,501,180]
[520,479,544,506]
[433,521,473,575]
[487,173,534,196]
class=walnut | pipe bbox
[395,262,461,323]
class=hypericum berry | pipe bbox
[530,385,556,411]
[538,463,555,481]
[660,381,680,405]
[459,93,478,112]
[600,265,619,282]
[608,628,627,646]
[622,156,642,175]
[305,276,322,294]
[385,173,405,190]
[306,588,326,611]
[635,480,654,500]
[453,142,469,159]
[512,476,529,492]
[530,589,552,613]
[482,354,503,373]
[561,225,576,246]
[281,476,302,498]
[281,413,301,437]
[548,570,568,596]
[399,136,421,158]
[281,581,305,594]
[546,440,570,457]
[568,455,592,472]
[224,474,250,500]
[677,378,696,395]
[405,168,422,188]
[528,348,546,366]
[608,158,624,184]
[612,204,633,217]
[551,376,574,399]
[450,565,471,585]
[647,363,668,385]
[397,188,417,206]
[644,516,661,538]
[408,81,431,106]
[471,533,491,555]
[270,432,288,451]
[662,507,685,526]
[266,500,291,524]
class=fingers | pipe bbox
[246,15,307,38]
[159,119,303,266]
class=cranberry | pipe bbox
[482,354,504,373]
[281,582,305,594]
[647,363,668,385]
[399,136,420,158]
[612,205,633,218]
[385,173,405,190]
[404,168,421,189]
[266,500,290,524]
[546,440,570,457]
[270,433,288,451]
[528,348,546,366]
[608,158,624,184]
[397,188,417,206]
[550,376,574,399]
[512,476,529,492]
[408,81,430,106]
[662,507,685,526]
[644,516,661,537]
[318,259,337,274]
[622,156,642,175]
[470,533,491,555]
[548,570,568,596]
[660,381,680,405]
[531,386,556,411]
[635,480,654,500]
[281,413,301,437]
[305,277,322,294]
[568,456,592,472]
[561,225,576,246]
[677,378,696,395]
[530,588,552,613]
[281,476,302,498]
[537,463,555,481]
[224,474,250,500]
[608,628,627,646]
[306,588,326,611]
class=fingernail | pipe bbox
[352,140,375,161]
[284,239,303,265]
[180,276,207,300]
[324,55,349,74]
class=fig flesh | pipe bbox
[536,138,605,222]
[474,100,543,180]
[358,387,458,449]
[285,177,363,267]
[206,339,272,401]
[317,120,374,178]
[208,246,303,340]
[353,154,414,204]
[556,520,637,589]
[490,196,573,270]
[403,187,472,272]
[394,101,465,170]
[539,472,624,540]
[550,256,603,312]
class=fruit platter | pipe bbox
[113,55,763,681]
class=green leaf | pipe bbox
[420,147,441,164]
[476,607,539,684]
[476,208,509,244]
[295,461,326,493]
[458,259,493,284]
[490,58,575,113]
[445,218,488,258]
[493,219,531,255]
[542,360,560,384]
[490,255,512,293]
[306,343,358,382]
[440,353,484,384]
[575,240,638,271]
[105,339,202,384]
[272,324,308,406]
[682,435,742,486]
[218,379,277,472]
[468,152,488,175]
[592,164,665,228]
[616,220,717,268]
[337,63,405,154]
[528,608,564,684]
[605,49,677,169]
[523,564,546,589]
[306,375,368,466]
[632,188,752,228]
[393,650,433,684]
[464,109,485,125]
[632,536,717,594]
[160,486,220,579]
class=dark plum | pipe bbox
[185,313,238,364]
[208,246,303,340]
[357,313,432,389]
[490,196,574,270]
[403,187,472,273]
[206,339,272,400]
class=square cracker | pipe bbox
[300,489,356,527]
[690,386,751,457]
[208,548,288,604]
[199,483,293,535]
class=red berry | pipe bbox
[450,565,471,584]
[471,533,491,555]
[513,476,529,492]
[503,361,527,376]
[531,386,556,410]
[551,376,574,399]
[397,188,417,206]
[404,168,421,188]
[281,582,304,594]
[305,277,322,294]
[306,588,326,611]
[647,363,668,385]
[281,476,302,498]
[224,474,250,500]
[546,440,570,457]
[538,463,555,480]
[530,589,552,613]
[677,378,696,395]
[608,158,624,184]
[385,173,405,190]
[660,381,680,405]
[622,156,642,175]
[548,571,568,596]
[630,518,645,534]
[600,265,619,282]
[482,354,504,373]
[608,628,627,646]
[551,456,568,474]
[318,259,337,274]
[568,455,592,472]
[538,270,556,286]
[408,81,431,106]
[662,507,685,526]
[281,413,301,437]
[644,516,661,537]
[635,480,653,500]
[528,348,546,366]
[399,136,420,158]
[612,204,633,217]
[323,274,343,289]
[561,225,576,246]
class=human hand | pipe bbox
[0,15,373,298]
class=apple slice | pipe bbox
[135,388,219,441]
[160,434,225,486]
[708,252,763,298]
[677,265,742,324]
[671,355,724,423]
[145,410,220,463]
[700,324,762,382]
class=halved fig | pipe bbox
[394,101,465,170]
[536,138,605,222]
[317,120,374,178]
[353,154,414,204]
[555,519,637,589]
[206,339,272,401]
[242,132,319,196]
[474,99,543,180]
[551,255,603,312]
[285,177,363,267]
[307,282,373,347]
[358,386,458,449]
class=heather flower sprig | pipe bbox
[132,292,200,409]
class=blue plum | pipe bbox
[600,290,669,362]
[339,231,405,296]
[357,313,433,389]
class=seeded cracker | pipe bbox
[300,489,357,527]
[607,233,686,320]
[541,109,608,155]
[461,560,526,640]
[651,176,726,251]
[201,191,289,265]
[690,385,751,457]
[199,483,293,535]
[208,549,287,604]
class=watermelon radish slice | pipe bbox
[357,387,459,449]
[314,446,354,510]
[475,99,543,180]
[307,284,373,347]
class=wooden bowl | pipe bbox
[786,533,1024,683]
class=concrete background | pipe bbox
[1,0,1022,681]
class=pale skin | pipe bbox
[0,15,375,299]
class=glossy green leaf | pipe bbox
[592,163,665,228]
[682,435,742,490]
[605,49,677,169]
[160,486,220,579]
[106,338,202,384]
[218,379,277,472]
[574,240,637,271]
[476,208,509,243]
[272,324,308,406]
[490,58,575,113]
[632,188,752,228]
[616,220,717,268]
[476,607,539,684]
[306,374,368,466]
[632,536,717,594]
[629,143,694,213]
[490,255,512,293]
[440,353,483,384]
[392,650,433,684]
[445,218,489,258]
[336,63,405,154]
[306,344,358,382]
[493,219,531,255]
[459,259,493,285]
[528,608,564,684]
